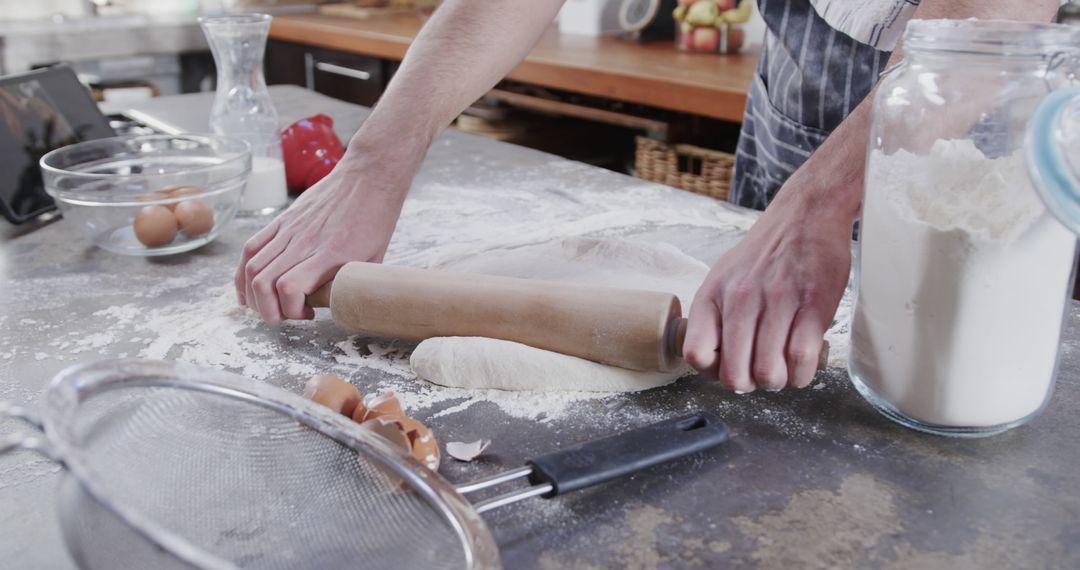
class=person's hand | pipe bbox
[682,193,852,392]
[235,154,410,323]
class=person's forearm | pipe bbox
[345,0,565,175]
[776,0,1060,224]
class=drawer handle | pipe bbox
[313,61,372,81]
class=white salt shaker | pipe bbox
[849,20,1080,436]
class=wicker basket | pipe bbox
[634,136,735,201]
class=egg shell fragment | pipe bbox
[446,440,491,462]
[361,417,412,451]
[303,374,360,417]
[357,391,404,422]
[410,425,441,470]
[303,380,440,471]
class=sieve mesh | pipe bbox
[58,383,472,569]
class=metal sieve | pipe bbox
[0,359,729,569]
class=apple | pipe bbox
[692,26,720,52]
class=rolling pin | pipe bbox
[307,262,829,372]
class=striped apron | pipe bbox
[729,0,894,210]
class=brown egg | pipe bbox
[303,374,360,417]
[137,186,202,210]
[135,191,172,203]
[174,199,215,238]
[166,185,203,198]
[133,205,179,247]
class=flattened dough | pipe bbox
[409,237,709,392]
[412,336,682,392]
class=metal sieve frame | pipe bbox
[8,359,500,570]
[5,359,733,569]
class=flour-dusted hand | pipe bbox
[674,0,1063,393]
[235,150,410,323]
[682,193,852,392]
[233,0,567,323]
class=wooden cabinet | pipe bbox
[265,40,392,107]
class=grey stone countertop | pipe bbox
[1,86,1078,569]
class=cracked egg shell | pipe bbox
[410,425,440,471]
[350,399,370,423]
[361,417,412,451]
[359,391,404,422]
[303,374,360,417]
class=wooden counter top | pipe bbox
[269,13,758,122]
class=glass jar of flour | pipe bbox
[850,20,1080,436]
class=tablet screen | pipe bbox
[0,66,114,224]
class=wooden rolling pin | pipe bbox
[307,262,829,372]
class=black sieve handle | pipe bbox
[525,412,730,497]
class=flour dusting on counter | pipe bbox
[329,338,617,422]
[11,156,854,429]
[58,284,616,422]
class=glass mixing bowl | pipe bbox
[41,134,251,256]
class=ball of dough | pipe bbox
[174,199,215,238]
[133,205,179,247]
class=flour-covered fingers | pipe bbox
[235,221,280,305]
[751,288,799,391]
[719,286,760,393]
[683,298,722,382]
[275,254,342,321]
[787,309,829,388]
[248,242,306,324]
[244,235,293,316]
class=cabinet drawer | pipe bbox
[265,40,387,107]
[304,49,384,107]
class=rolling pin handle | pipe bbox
[668,317,832,371]
[307,282,333,308]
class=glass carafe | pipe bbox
[850,20,1080,437]
[199,13,287,215]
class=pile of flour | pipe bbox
[850,139,1076,427]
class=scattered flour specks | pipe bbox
[330,337,610,422]
[55,285,321,382]
[51,281,614,422]
[7,155,854,429]
[71,332,114,353]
